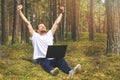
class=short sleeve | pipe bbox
[30,31,38,40]
[47,30,54,40]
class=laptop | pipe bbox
[46,45,67,58]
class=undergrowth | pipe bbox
[0,33,120,80]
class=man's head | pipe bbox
[37,24,47,35]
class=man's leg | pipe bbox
[51,58,81,75]
[36,58,52,72]
[51,58,71,74]
[36,58,59,76]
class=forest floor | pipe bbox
[0,33,120,80]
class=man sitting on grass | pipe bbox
[17,4,81,76]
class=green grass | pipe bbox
[0,33,120,80]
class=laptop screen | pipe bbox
[46,45,67,58]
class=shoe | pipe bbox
[69,64,81,75]
[50,67,59,76]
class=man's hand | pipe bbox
[59,6,64,13]
[17,5,23,12]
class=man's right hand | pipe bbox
[59,6,64,13]
[17,5,23,12]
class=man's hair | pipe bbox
[36,23,43,30]
[37,23,46,29]
[36,24,39,30]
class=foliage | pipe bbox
[0,33,120,80]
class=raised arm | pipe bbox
[51,7,64,35]
[17,5,34,37]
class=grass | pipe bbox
[0,33,120,80]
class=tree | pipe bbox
[76,0,80,41]
[88,0,95,41]
[106,0,120,55]
[12,0,20,44]
[57,0,65,41]
[71,0,77,41]
[65,0,71,39]
[21,0,26,43]
[1,0,8,45]
[25,0,29,43]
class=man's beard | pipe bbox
[41,30,46,33]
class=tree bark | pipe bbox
[12,0,20,44]
[106,0,120,55]
[1,0,8,45]
[21,0,26,43]
[88,0,95,41]
[71,0,77,41]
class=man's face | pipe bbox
[37,24,47,33]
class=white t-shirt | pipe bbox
[30,30,53,59]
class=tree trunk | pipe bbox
[71,0,77,41]
[63,0,66,41]
[1,0,8,45]
[106,0,120,55]
[57,0,65,41]
[65,0,71,39]
[25,0,29,43]
[48,0,53,29]
[88,0,95,41]
[98,0,101,33]
[21,0,26,43]
[12,0,20,44]
[76,0,80,41]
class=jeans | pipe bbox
[36,58,71,74]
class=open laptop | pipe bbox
[46,45,67,58]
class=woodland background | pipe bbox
[0,0,120,80]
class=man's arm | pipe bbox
[17,5,34,37]
[51,7,64,35]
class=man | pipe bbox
[17,5,81,76]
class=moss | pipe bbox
[0,33,120,80]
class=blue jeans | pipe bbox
[36,58,71,74]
